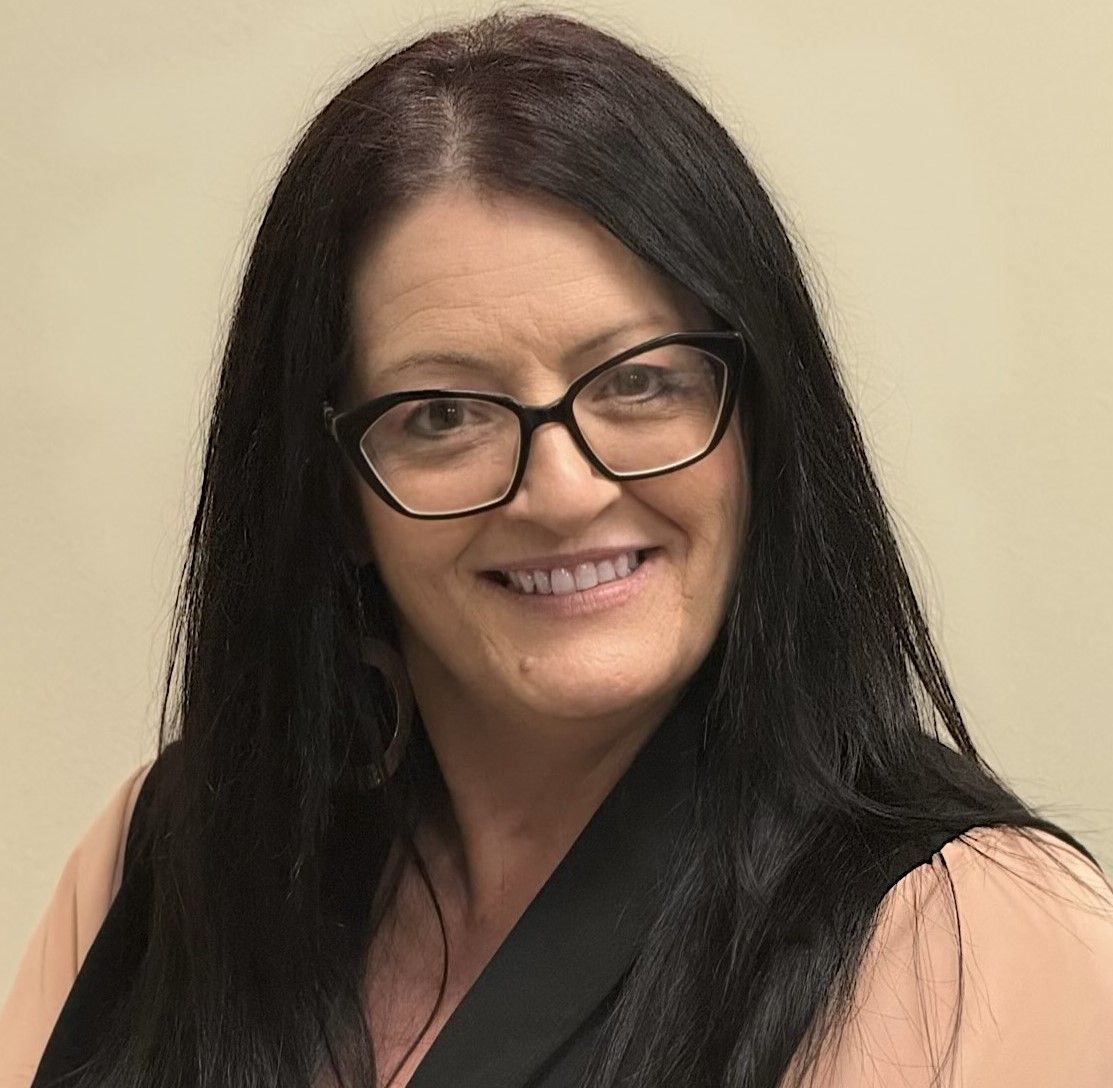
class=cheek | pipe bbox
[714,419,750,546]
[358,490,476,609]
[654,427,748,559]
[357,483,424,570]
[680,449,747,624]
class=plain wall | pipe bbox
[2,0,1111,993]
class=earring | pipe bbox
[341,636,415,791]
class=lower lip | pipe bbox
[482,549,663,618]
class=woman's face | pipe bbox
[345,185,749,730]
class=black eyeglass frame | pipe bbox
[322,329,749,520]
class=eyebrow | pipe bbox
[378,314,673,379]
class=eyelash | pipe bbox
[397,364,687,440]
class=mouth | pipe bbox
[480,547,662,596]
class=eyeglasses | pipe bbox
[322,330,748,520]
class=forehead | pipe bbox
[348,185,709,379]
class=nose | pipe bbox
[500,421,624,533]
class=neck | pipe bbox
[401,645,678,939]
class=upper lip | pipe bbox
[485,545,658,574]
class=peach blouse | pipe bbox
[2,761,1112,1088]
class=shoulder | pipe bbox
[804,825,1113,1087]
[73,758,157,912]
[0,758,157,1086]
[31,758,157,964]
[881,824,1113,972]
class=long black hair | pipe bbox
[69,8,1105,1088]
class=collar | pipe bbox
[407,668,711,1087]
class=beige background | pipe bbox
[2,0,1110,994]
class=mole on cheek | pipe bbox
[518,655,537,676]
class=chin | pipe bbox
[509,664,677,723]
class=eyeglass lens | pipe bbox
[358,344,728,516]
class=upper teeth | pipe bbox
[502,550,643,595]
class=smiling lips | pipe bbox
[492,549,649,595]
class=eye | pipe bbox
[596,364,667,400]
[403,399,480,437]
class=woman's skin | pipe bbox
[342,186,750,1040]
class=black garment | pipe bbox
[31,677,1098,1088]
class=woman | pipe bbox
[3,10,1111,1088]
